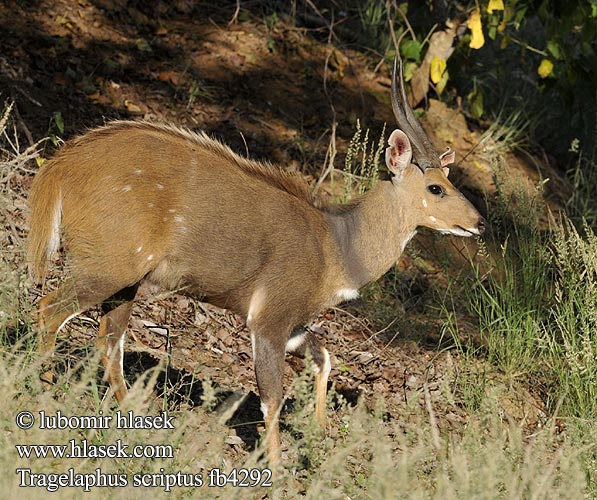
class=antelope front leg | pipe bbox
[97,284,138,403]
[252,332,286,468]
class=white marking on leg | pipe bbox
[260,401,268,419]
[118,334,125,380]
[250,333,256,360]
[336,288,359,302]
[247,288,266,329]
[56,312,80,335]
[313,347,331,376]
[322,348,331,378]
[285,330,307,353]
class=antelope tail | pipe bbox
[27,165,62,283]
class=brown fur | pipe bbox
[28,121,485,466]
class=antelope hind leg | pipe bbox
[286,327,331,428]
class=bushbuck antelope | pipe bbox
[28,59,485,465]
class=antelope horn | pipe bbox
[391,57,441,171]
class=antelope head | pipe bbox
[387,58,486,237]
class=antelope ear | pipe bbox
[440,149,455,167]
[385,129,412,179]
[442,166,450,177]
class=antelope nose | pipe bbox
[477,216,486,235]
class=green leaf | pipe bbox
[403,61,417,82]
[400,39,422,63]
[135,38,152,52]
[513,7,527,30]
[547,40,562,60]
[488,25,497,40]
[53,112,64,134]
[467,87,484,119]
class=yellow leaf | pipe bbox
[430,56,447,84]
[538,59,554,78]
[487,0,504,13]
[468,9,485,50]
[35,157,47,168]
[436,69,449,95]
[124,99,142,113]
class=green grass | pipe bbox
[436,153,597,495]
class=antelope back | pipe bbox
[27,122,340,318]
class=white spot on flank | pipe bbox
[134,169,142,175]
[173,215,184,223]
[147,202,154,208]
[422,199,428,208]
[147,254,154,261]
[162,217,168,221]
[122,185,131,192]
[168,208,176,213]
[136,245,143,253]
[429,215,437,222]
[156,183,164,190]
[336,288,359,302]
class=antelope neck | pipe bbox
[329,182,417,289]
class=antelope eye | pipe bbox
[427,184,443,196]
